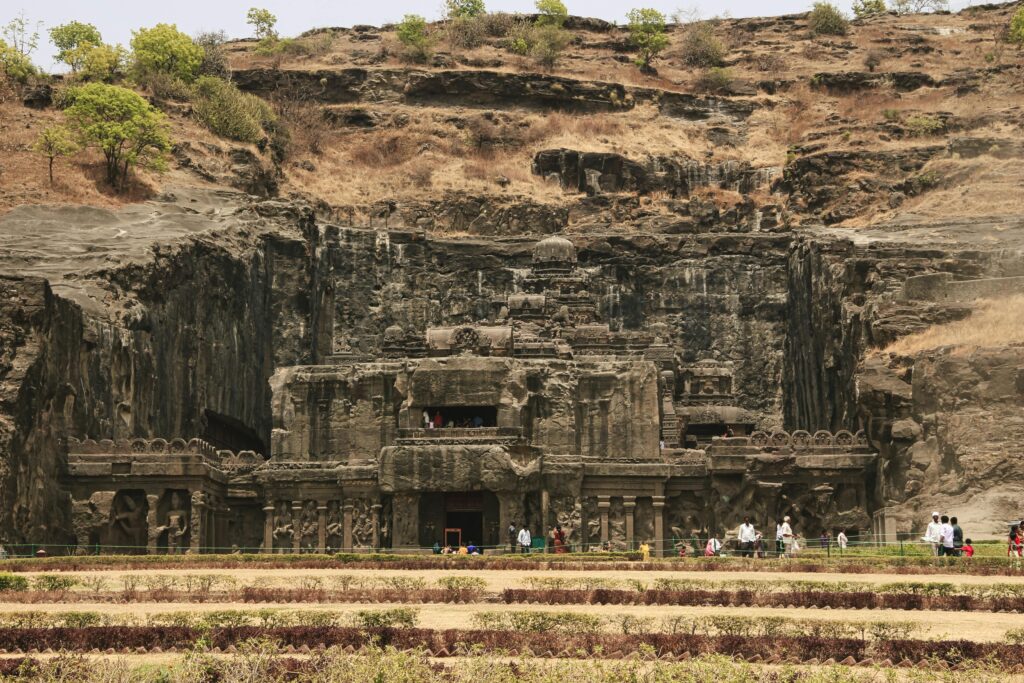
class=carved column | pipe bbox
[146,493,160,555]
[343,502,354,552]
[653,495,666,558]
[598,496,611,544]
[190,492,206,553]
[540,489,550,551]
[624,496,636,549]
[317,501,328,553]
[262,500,274,554]
[371,504,382,550]
[218,502,229,552]
[292,501,303,553]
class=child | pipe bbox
[962,538,974,558]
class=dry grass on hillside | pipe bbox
[883,296,1024,355]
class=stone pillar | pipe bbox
[218,502,229,553]
[653,495,666,558]
[624,496,636,550]
[371,504,382,550]
[262,500,274,554]
[146,493,160,555]
[540,489,550,551]
[292,501,303,553]
[317,501,328,553]
[343,502,354,552]
[190,492,206,553]
[598,496,611,544]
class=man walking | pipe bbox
[507,521,517,554]
[738,516,756,558]
[775,518,784,558]
[780,516,794,558]
[951,516,964,557]
[925,512,943,556]
[517,525,532,554]
[940,515,954,557]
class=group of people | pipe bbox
[421,410,486,429]
[923,512,973,557]
[692,517,853,559]
[432,540,483,555]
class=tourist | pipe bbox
[433,411,443,429]
[925,512,943,556]
[754,531,765,559]
[423,409,431,429]
[517,526,532,554]
[678,544,688,558]
[467,541,478,555]
[951,516,964,556]
[704,535,722,557]
[939,515,954,557]
[0,544,7,560]
[962,538,975,558]
[820,530,830,550]
[507,522,517,554]
[1009,525,1022,559]
[780,516,794,558]
[457,543,469,555]
[775,519,784,558]
[837,529,848,554]
[737,516,756,558]
[473,415,484,428]
[432,541,441,555]
[639,540,651,562]
[552,525,567,554]
[442,544,453,554]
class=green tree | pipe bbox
[3,11,41,58]
[49,21,102,72]
[33,125,78,184]
[445,0,486,19]
[808,2,849,36]
[397,15,433,63]
[852,0,886,17]
[246,8,278,41]
[79,43,127,82]
[1010,6,1024,46]
[531,24,570,69]
[63,83,171,190]
[535,0,569,28]
[627,8,669,72]
[0,37,36,82]
[130,23,204,82]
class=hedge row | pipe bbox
[0,626,1017,668]
[502,588,1024,612]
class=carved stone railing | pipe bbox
[707,430,872,454]
[66,437,266,469]
[395,426,524,445]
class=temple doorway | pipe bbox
[445,492,483,547]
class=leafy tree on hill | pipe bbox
[852,0,887,18]
[33,125,79,184]
[627,8,669,73]
[808,2,850,36]
[445,0,486,19]
[130,23,204,82]
[49,21,102,72]
[535,0,569,28]
[3,12,41,59]
[247,8,278,42]
[63,83,171,190]
[397,14,433,63]
[0,37,36,83]
[1010,6,1024,46]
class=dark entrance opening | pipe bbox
[422,406,497,428]
[203,410,267,454]
[445,492,483,547]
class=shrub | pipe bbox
[130,23,204,82]
[0,38,36,83]
[397,15,433,63]
[32,574,78,592]
[531,24,570,70]
[903,114,943,137]
[808,3,850,36]
[680,22,725,67]
[694,67,732,93]
[33,125,79,184]
[0,573,29,591]
[445,0,486,19]
[351,608,419,629]
[195,30,230,78]
[49,21,102,72]
[446,16,487,49]
[535,0,569,28]
[64,82,172,189]
[479,12,521,37]
[852,0,887,18]
[1010,7,1024,46]
[863,48,883,72]
[351,135,417,167]
[503,18,534,55]
[627,8,669,72]
[78,43,127,82]
[193,76,277,144]
[891,0,948,14]
[1006,628,1024,645]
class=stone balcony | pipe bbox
[395,426,524,446]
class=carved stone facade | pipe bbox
[64,236,876,555]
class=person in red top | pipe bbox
[1010,525,1022,558]
[962,538,975,558]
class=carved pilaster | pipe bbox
[262,502,274,554]
[598,496,611,544]
[624,496,636,548]
[343,502,354,552]
[652,495,666,558]
[292,501,303,553]
[317,502,328,553]
[371,504,382,550]
[145,493,160,555]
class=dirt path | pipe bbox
[3,601,1021,642]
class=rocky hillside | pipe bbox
[0,3,1022,544]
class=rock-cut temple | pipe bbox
[66,236,875,555]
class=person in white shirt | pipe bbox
[517,526,532,554]
[780,516,794,558]
[837,529,848,554]
[737,517,757,558]
[925,512,943,556]
[940,515,955,556]
[775,519,784,558]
